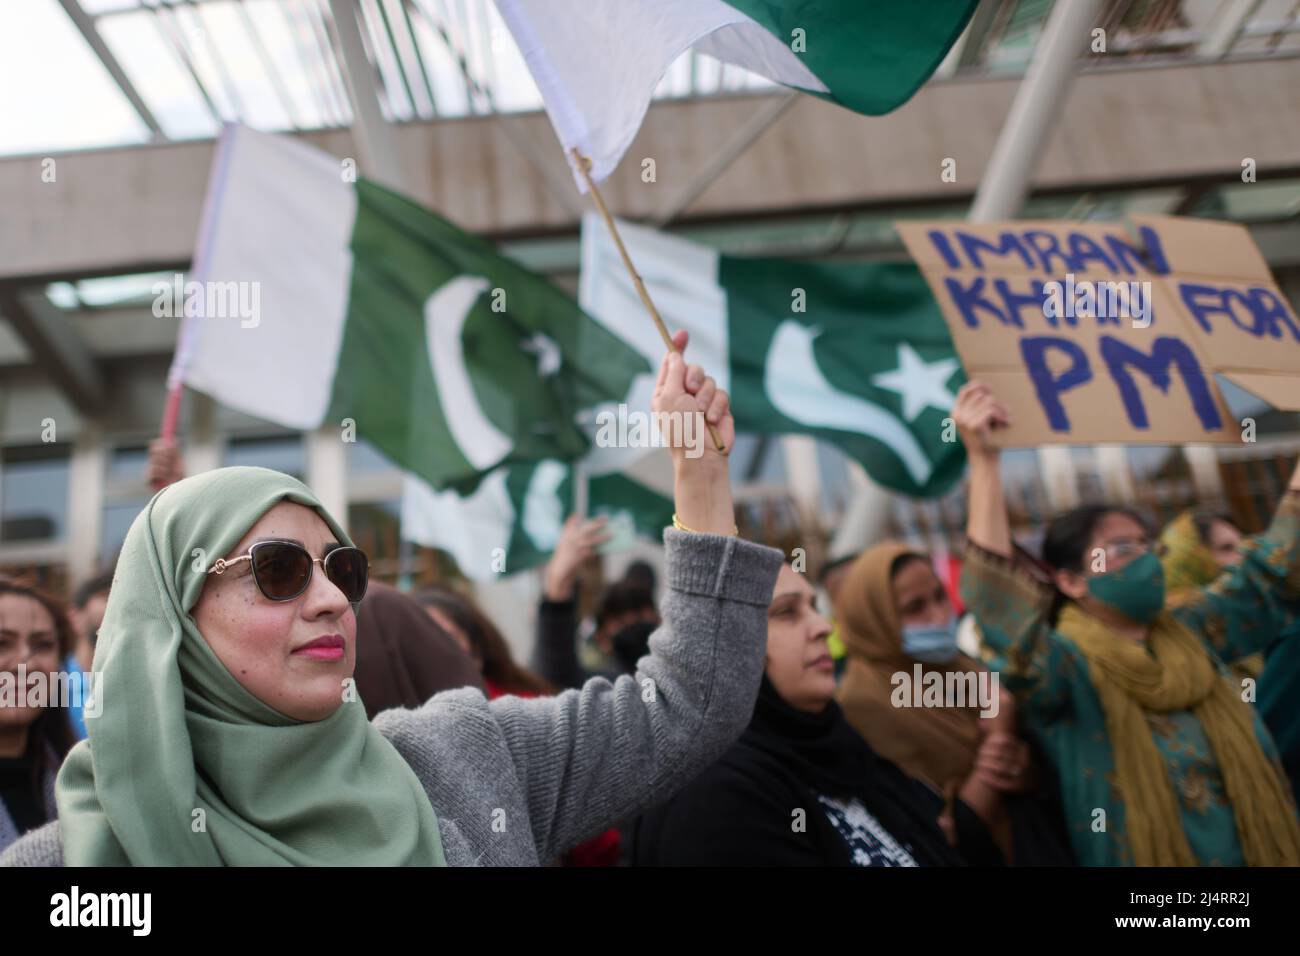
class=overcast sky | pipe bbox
[0,0,769,158]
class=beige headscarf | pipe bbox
[834,540,984,789]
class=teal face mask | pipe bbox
[901,620,960,663]
[1085,550,1165,624]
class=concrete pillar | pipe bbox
[1184,445,1226,501]
[1038,446,1080,512]
[307,425,348,533]
[1096,445,1137,503]
[185,391,220,476]
[68,421,105,585]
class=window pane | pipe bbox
[102,497,150,565]
[1219,449,1300,534]
[244,0,328,128]
[0,0,149,156]
[1,448,71,543]
[107,445,150,487]
[75,271,178,309]
[224,435,305,478]
[96,9,220,140]
[348,500,403,585]
[1128,446,1196,530]
[1072,446,1105,505]
[1002,448,1053,533]
[347,439,398,477]
[192,1,295,130]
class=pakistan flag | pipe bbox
[401,457,675,581]
[497,0,978,185]
[580,215,966,497]
[177,125,648,494]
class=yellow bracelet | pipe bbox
[672,513,739,536]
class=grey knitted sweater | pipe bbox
[1,530,782,866]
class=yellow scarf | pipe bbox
[1057,603,1300,866]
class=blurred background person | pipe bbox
[597,582,660,677]
[1161,509,1300,801]
[1259,610,1300,800]
[817,555,855,680]
[631,563,1003,866]
[1160,510,1245,600]
[64,569,114,739]
[414,585,556,699]
[956,380,1300,866]
[533,514,613,689]
[1160,510,1262,682]
[835,542,1072,865]
[621,560,657,595]
[0,577,77,852]
[352,582,484,720]
[533,514,661,689]
[415,547,630,866]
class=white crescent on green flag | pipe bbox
[579,214,968,498]
[494,0,978,184]
[174,124,647,493]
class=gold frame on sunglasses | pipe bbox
[207,539,369,603]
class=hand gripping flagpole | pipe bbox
[571,149,727,456]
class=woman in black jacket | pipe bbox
[632,563,1003,866]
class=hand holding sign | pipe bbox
[953,381,1012,462]
[897,216,1300,447]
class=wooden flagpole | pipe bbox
[571,149,727,455]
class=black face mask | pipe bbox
[611,620,658,674]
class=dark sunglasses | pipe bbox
[207,540,369,604]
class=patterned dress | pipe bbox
[960,493,1300,866]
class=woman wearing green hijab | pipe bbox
[2,339,782,866]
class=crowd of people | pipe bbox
[2,355,1299,866]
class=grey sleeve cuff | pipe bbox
[663,528,785,607]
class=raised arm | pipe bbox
[530,514,609,689]
[493,331,782,859]
[496,529,781,859]
[956,381,1013,558]
[1176,461,1300,662]
[954,383,1072,715]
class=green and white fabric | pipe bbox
[579,214,967,498]
[400,457,674,581]
[495,0,978,183]
[176,124,646,493]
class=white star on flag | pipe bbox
[870,344,959,422]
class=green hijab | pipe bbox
[56,466,445,866]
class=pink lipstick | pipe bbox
[292,634,346,662]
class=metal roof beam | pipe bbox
[57,0,163,137]
[0,286,106,413]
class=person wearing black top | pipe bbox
[532,514,660,689]
[631,564,1003,866]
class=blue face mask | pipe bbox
[901,620,960,663]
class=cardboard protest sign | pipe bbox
[896,215,1300,446]
[1132,215,1300,410]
